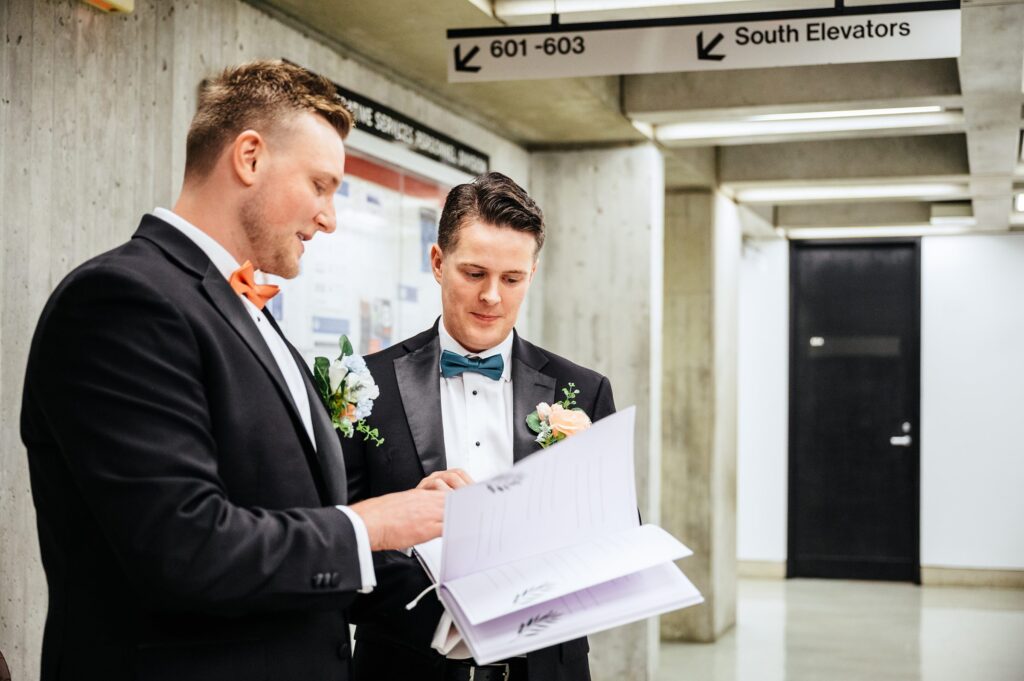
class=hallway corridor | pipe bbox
[658,578,1024,681]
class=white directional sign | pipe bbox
[447,3,960,83]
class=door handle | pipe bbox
[889,435,912,447]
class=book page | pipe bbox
[443,562,704,665]
[440,407,639,583]
[445,524,692,625]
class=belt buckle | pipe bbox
[467,662,510,681]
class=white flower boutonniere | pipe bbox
[313,335,384,446]
[526,382,592,449]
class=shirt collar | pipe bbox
[153,207,241,281]
[438,317,513,382]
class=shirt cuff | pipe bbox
[336,505,377,593]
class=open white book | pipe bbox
[413,406,703,664]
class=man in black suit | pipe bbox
[344,173,616,681]
[20,60,462,681]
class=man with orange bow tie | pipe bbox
[20,60,462,681]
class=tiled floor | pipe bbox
[657,578,1024,681]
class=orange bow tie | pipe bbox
[229,260,280,311]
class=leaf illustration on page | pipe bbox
[486,472,524,494]
[516,610,561,637]
[513,583,553,606]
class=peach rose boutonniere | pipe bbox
[526,382,593,448]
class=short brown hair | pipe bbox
[438,172,544,255]
[185,60,354,180]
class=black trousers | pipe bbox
[352,640,531,681]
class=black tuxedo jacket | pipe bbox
[342,322,616,681]
[21,215,362,681]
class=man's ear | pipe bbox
[430,243,445,284]
[231,130,264,187]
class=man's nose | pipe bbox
[480,278,501,305]
[317,200,336,233]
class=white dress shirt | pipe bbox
[153,208,375,593]
[438,319,515,483]
[434,319,515,658]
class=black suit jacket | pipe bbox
[342,322,616,681]
[21,215,362,681]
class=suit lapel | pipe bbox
[282,337,349,506]
[200,268,306,426]
[135,217,308,444]
[134,216,343,504]
[511,335,557,463]
[201,274,349,506]
[395,332,447,477]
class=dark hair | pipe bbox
[438,172,545,255]
[185,60,354,181]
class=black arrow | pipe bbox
[454,44,481,73]
[697,31,725,61]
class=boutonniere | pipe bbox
[526,382,592,448]
[313,335,384,446]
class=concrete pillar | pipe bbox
[530,145,664,681]
[660,190,741,642]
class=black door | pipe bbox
[788,240,920,582]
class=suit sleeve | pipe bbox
[23,266,361,615]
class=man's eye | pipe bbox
[314,182,325,195]
[505,277,521,285]
[467,272,484,279]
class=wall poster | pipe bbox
[269,150,452,364]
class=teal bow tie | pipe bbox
[440,349,504,381]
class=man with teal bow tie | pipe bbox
[341,172,617,681]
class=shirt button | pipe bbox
[475,441,481,447]
[472,390,478,396]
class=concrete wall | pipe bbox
[660,190,739,642]
[0,1,528,677]
[530,145,665,681]
[735,234,1024,573]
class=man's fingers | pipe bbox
[448,468,475,486]
[432,469,474,489]
[417,469,473,491]
[350,488,447,550]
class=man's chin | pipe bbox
[260,257,301,279]
[464,328,511,353]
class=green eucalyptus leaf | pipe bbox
[313,356,331,400]
[526,412,543,434]
[339,334,354,358]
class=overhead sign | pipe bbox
[336,87,489,175]
[447,1,960,83]
[285,60,490,175]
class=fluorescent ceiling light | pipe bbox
[733,183,970,204]
[655,111,961,142]
[929,215,976,227]
[1016,193,1024,213]
[494,0,748,15]
[749,106,943,121]
[783,224,973,239]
